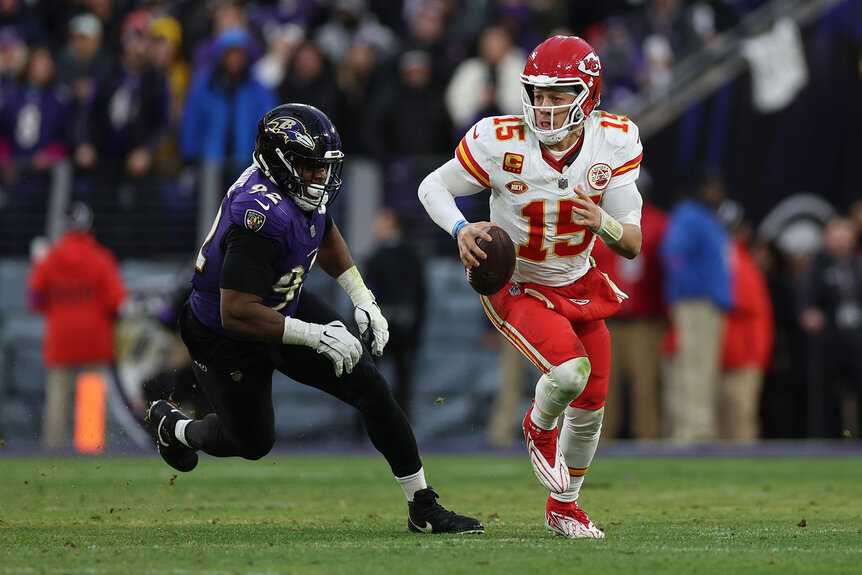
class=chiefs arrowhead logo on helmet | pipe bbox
[578,51,601,77]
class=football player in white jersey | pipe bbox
[419,36,644,539]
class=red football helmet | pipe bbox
[521,36,602,145]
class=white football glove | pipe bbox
[283,317,362,377]
[354,299,389,356]
[313,320,363,377]
[335,266,390,357]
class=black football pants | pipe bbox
[178,292,422,478]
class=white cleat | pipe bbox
[545,496,605,539]
[522,406,570,493]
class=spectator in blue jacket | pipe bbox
[180,26,276,188]
[660,170,733,442]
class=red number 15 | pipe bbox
[517,199,596,262]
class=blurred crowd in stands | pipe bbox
[2,0,862,444]
[0,0,773,258]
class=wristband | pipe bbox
[282,315,316,346]
[596,208,623,245]
[452,219,468,239]
[336,265,373,306]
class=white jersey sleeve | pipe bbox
[597,112,644,226]
[603,112,643,189]
[452,117,496,190]
[418,117,497,236]
[600,181,642,226]
[418,158,485,236]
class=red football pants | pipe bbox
[480,268,618,410]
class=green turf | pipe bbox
[2,453,861,574]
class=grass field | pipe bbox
[2,452,861,574]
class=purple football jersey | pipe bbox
[189,165,326,337]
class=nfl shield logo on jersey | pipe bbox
[558,178,568,190]
[244,209,267,232]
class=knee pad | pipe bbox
[544,357,592,402]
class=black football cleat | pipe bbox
[146,400,198,472]
[407,487,484,534]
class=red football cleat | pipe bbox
[522,402,569,493]
[545,496,605,539]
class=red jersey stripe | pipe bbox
[456,138,492,188]
[612,152,643,177]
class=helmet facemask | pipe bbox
[282,149,344,212]
[256,146,344,212]
[521,81,594,146]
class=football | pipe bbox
[466,225,516,295]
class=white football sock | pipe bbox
[530,402,559,430]
[551,478,583,503]
[558,406,604,501]
[174,419,191,448]
[396,467,427,501]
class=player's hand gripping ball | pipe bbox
[466,225,516,295]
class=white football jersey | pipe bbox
[454,111,643,287]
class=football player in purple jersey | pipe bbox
[146,103,482,535]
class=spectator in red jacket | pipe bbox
[27,203,127,451]
[716,200,774,442]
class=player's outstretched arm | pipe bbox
[418,159,492,268]
[418,159,487,238]
[317,220,355,278]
